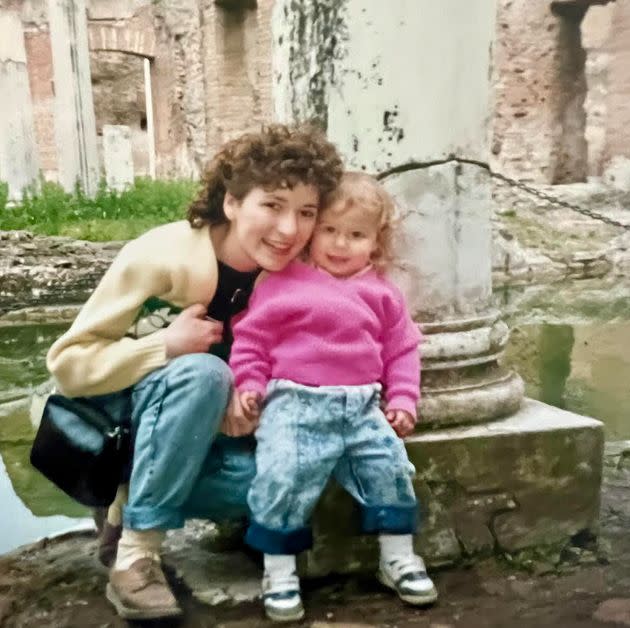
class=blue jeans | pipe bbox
[245,380,418,555]
[94,353,256,530]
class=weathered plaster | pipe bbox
[48,0,100,195]
[383,162,493,320]
[0,10,40,200]
[272,0,349,129]
[274,0,495,171]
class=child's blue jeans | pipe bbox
[245,380,419,555]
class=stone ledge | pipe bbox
[303,399,604,576]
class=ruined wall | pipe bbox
[5,0,275,182]
[23,30,56,178]
[602,1,630,169]
[491,0,590,184]
[85,1,155,177]
[11,1,55,179]
[90,51,148,176]
[7,0,630,185]
[149,0,274,176]
[203,0,274,153]
[491,0,630,184]
[582,4,611,177]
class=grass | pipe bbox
[0,177,200,241]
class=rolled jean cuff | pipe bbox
[245,520,313,554]
[361,504,419,535]
[123,505,185,531]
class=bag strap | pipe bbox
[47,393,129,434]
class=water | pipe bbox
[0,453,91,554]
[0,324,91,554]
[503,321,630,439]
[0,279,629,553]
[498,277,630,438]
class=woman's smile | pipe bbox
[264,239,294,254]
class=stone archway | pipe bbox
[87,24,157,178]
[87,24,156,59]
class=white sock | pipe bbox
[114,528,165,571]
[106,484,128,527]
[264,553,297,577]
[378,533,415,562]
[263,554,300,595]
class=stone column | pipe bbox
[272,0,603,574]
[0,11,40,202]
[48,0,99,196]
[274,0,522,427]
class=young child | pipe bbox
[229,172,437,622]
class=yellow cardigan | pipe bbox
[47,221,219,397]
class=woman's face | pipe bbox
[224,183,319,271]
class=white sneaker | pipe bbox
[262,570,304,622]
[377,554,438,606]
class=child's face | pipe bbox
[309,202,379,277]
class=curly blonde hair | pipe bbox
[321,171,397,272]
[187,124,344,227]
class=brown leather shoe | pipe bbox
[98,521,122,568]
[106,558,182,619]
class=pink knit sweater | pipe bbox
[229,260,421,417]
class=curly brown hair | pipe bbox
[187,124,344,227]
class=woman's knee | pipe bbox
[165,353,233,397]
[132,353,232,437]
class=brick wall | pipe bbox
[23,30,57,176]
[203,0,276,161]
[491,0,588,184]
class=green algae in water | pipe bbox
[504,321,630,439]
[0,323,87,519]
[0,406,87,518]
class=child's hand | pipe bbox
[239,391,262,421]
[221,390,259,436]
[385,409,416,438]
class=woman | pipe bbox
[46,124,344,620]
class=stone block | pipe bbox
[103,125,134,191]
[603,156,630,192]
[302,399,603,576]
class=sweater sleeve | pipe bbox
[229,283,275,396]
[381,284,422,418]
[46,241,171,397]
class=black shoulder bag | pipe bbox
[30,393,132,507]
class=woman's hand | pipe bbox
[386,409,416,438]
[164,304,223,358]
[221,390,259,436]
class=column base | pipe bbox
[421,369,525,426]
[301,399,603,576]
